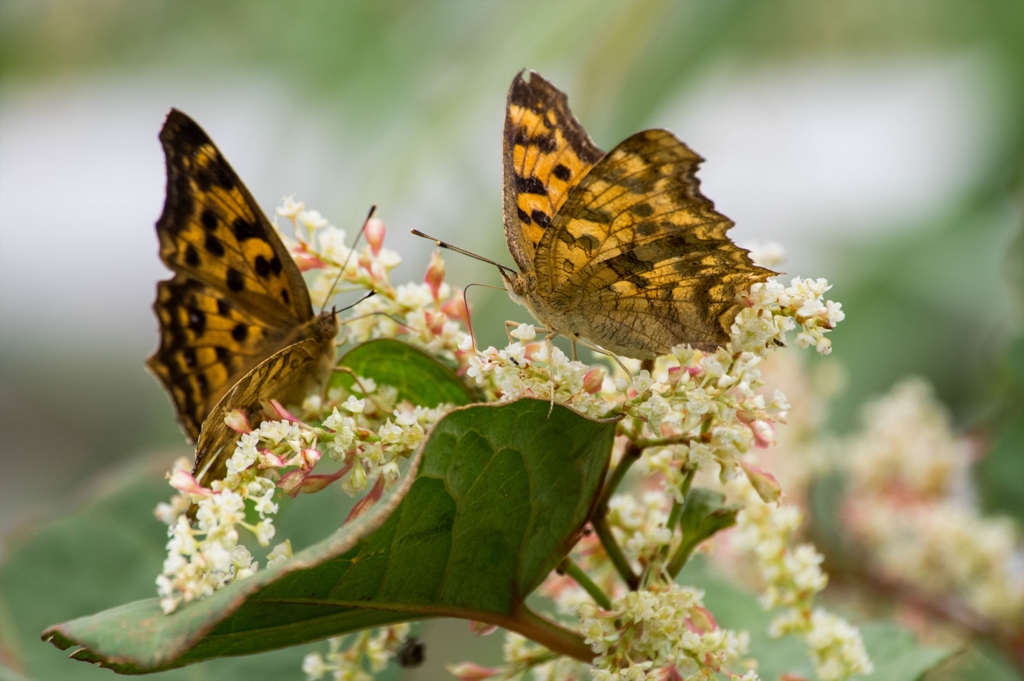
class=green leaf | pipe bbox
[330,339,474,407]
[679,488,739,541]
[860,623,956,680]
[1,457,370,681]
[41,399,614,674]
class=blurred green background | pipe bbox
[0,0,1021,678]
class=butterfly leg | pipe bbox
[542,330,561,417]
[573,337,631,375]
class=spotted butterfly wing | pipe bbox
[147,110,336,483]
[502,71,604,273]
[501,72,774,359]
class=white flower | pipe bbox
[342,395,365,414]
[267,540,292,569]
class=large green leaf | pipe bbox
[1,456,371,681]
[41,400,614,674]
[331,339,475,407]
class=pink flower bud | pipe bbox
[277,469,309,497]
[224,409,251,434]
[582,366,606,394]
[658,665,685,681]
[442,290,470,328]
[364,217,386,255]
[343,477,385,524]
[425,250,445,301]
[294,253,327,272]
[168,469,212,497]
[425,310,446,335]
[259,452,290,469]
[667,366,682,388]
[265,399,302,424]
[686,606,717,633]
[740,459,781,503]
[300,448,322,470]
[447,662,499,681]
[750,419,775,447]
[468,620,498,635]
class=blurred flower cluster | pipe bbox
[841,379,1024,629]
[302,625,412,681]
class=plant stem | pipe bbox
[559,558,612,610]
[592,515,639,590]
[665,468,697,577]
[667,539,697,579]
[589,358,652,592]
[513,606,594,663]
[595,441,642,515]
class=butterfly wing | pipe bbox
[536,129,774,356]
[193,338,331,486]
[148,110,317,440]
[502,71,604,273]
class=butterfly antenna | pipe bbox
[318,205,377,315]
[410,229,517,278]
[333,290,376,317]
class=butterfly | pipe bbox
[500,71,775,360]
[147,110,338,486]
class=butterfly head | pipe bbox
[499,268,533,308]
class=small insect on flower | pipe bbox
[396,636,425,668]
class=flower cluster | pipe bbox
[156,383,449,613]
[278,197,471,364]
[731,482,872,681]
[463,323,611,417]
[302,625,412,681]
[453,269,859,680]
[156,201,466,613]
[842,378,1024,627]
[578,583,749,680]
[614,276,843,503]
[448,632,593,681]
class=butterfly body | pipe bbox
[148,110,337,485]
[502,72,774,359]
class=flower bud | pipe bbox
[266,399,302,424]
[583,366,606,394]
[294,253,327,272]
[740,460,781,503]
[447,662,499,681]
[365,217,386,255]
[750,419,776,448]
[442,290,470,328]
[344,477,385,524]
[425,250,445,300]
[278,468,309,497]
[224,409,252,434]
[168,469,212,497]
[425,310,446,335]
[686,605,717,633]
